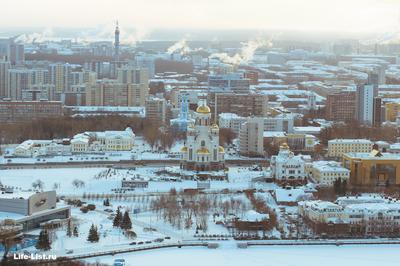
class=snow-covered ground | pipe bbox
[21,203,174,257]
[85,244,400,266]
[0,166,276,196]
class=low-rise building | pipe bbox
[0,190,71,231]
[328,139,373,158]
[299,195,400,236]
[343,149,400,186]
[71,127,135,153]
[13,127,135,157]
[310,161,350,186]
[14,139,70,157]
[273,187,312,206]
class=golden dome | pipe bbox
[218,146,225,153]
[196,104,211,114]
[181,146,188,152]
[196,147,210,154]
[280,142,289,149]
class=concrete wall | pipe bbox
[0,198,28,215]
[28,191,57,215]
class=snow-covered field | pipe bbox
[85,244,400,266]
[0,166,275,196]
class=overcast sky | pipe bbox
[1,0,399,33]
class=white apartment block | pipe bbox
[218,113,294,135]
[239,117,264,156]
[328,139,373,158]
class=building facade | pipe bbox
[239,117,264,156]
[328,139,373,158]
[310,161,350,186]
[145,97,166,124]
[343,149,400,186]
[325,91,356,122]
[211,93,268,118]
[71,127,135,153]
[0,100,63,123]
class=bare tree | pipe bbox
[32,179,44,191]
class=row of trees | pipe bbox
[333,178,347,196]
[150,189,252,232]
[0,116,185,149]
[319,122,398,145]
[245,190,277,231]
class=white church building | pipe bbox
[271,143,308,185]
[180,103,225,171]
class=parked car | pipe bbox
[114,259,125,266]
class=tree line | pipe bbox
[319,121,398,145]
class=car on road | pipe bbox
[114,258,126,266]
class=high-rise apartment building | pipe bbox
[145,97,166,125]
[239,117,264,156]
[326,91,356,122]
[8,69,33,100]
[48,63,72,94]
[0,60,10,98]
[210,93,268,119]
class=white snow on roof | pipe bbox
[240,210,269,222]
[275,188,308,203]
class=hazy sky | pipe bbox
[2,0,400,33]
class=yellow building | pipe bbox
[328,139,372,158]
[385,102,400,122]
[343,149,400,186]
